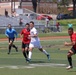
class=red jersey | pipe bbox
[70,33,76,49]
[20,28,30,44]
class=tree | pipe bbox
[19,0,22,8]
[38,0,41,3]
[72,0,76,18]
[32,0,37,12]
[57,0,69,6]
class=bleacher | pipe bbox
[0,15,28,26]
[0,15,62,34]
[0,15,45,34]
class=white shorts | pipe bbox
[29,41,42,48]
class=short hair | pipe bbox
[8,24,12,27]
[30,21,34,25]
[68,27,73,31]
[25,23,29,26]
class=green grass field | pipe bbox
[0,32,68,39]
[0,38,76,75]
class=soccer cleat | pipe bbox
[66,66,73,70]
[47,54,50,60]
[26,58,31,63]
[7,52,10,54]
[16,47,18,52]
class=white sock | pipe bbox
[28,51,32,59]
[43,49,49,55]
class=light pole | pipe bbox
[11,0,13,14]
[19,0,22,8]
[11,0,15,12]
[38,0,40,13]
[14,0,15,11]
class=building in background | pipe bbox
[0,0,57,15]
[0,0,19,15]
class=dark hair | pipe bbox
[8,24,12,27]
[25,23,29,27]
[25,23,29,26]
[68,27,73,31]
[30,21,34,24]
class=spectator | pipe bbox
[12,11,16,17]
[5,9,8,17]
[19,18,23,26]
[56,22,60,32]
[45,17,50,33]
[45,17,49,28]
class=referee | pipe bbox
[5,24,18,54]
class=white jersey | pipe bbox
[45,18,49,27]
[30,27,40,42]
[29,27,42,48]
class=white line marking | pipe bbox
[7,66,19,69]
[0,65,35,69]
[29,63,66,67]
[0,63,66,69]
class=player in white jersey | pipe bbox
[26,21,50,62]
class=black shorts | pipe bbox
[8,37,15,43]
[71,47,76,54]
[22,42,29,49]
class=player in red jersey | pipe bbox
[64,27,76,70]
[20,23,30,61]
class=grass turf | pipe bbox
[0,39,76,75]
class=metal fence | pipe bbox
[0,25,62,34]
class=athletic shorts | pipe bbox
[29,41,42,48]
[71,47,76,54]
[8,37,15,43]
[22,42,29,49]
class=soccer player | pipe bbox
[20,23,30,61]
[64,27,76,70]
[5,24,18,54]
[27,21,50,62]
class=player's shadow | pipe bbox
[69,71,76,72]
[29,59,50,63]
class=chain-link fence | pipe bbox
[0,24,62,34]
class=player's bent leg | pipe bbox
[26,47,33,63]
[47,54,50,60]
[25,48,29,62]
[22,49,27,59]
[12,44,18,52]
[28,50,32,60]
[39,48,50,60]
[66,50,74,70]
[8,43,12,54]
[25,47,29,56]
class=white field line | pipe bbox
[29,63,66,67]
[0,63,66,69]
[0,65,35,69]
